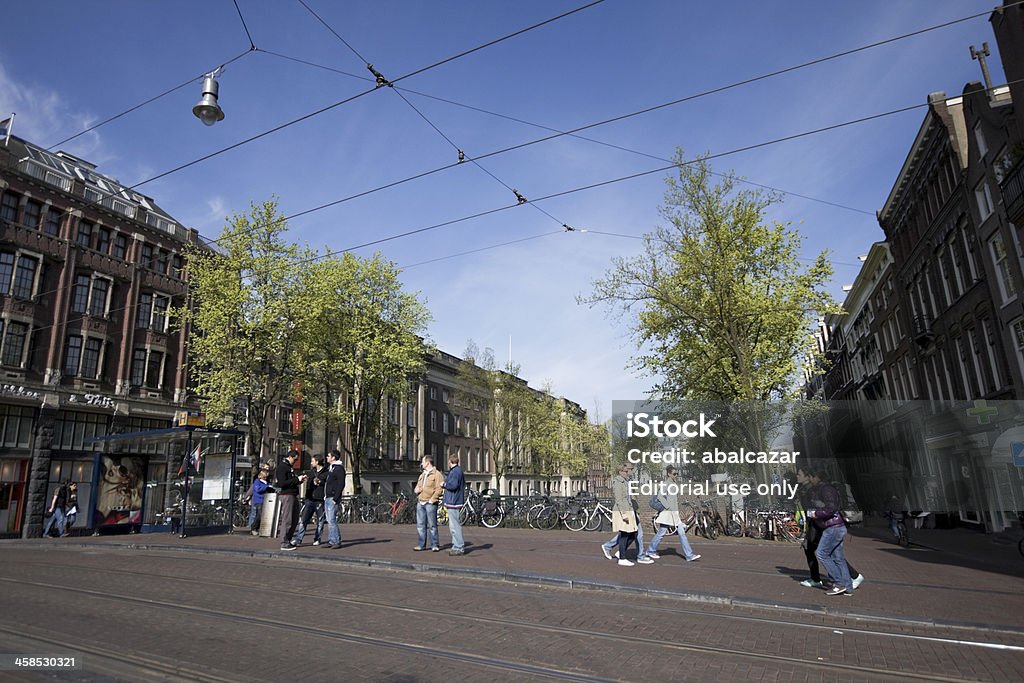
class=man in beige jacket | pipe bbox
[413,455,445,552]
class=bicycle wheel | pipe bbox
[538,505,560,531]
[438,506,448,526]
[480,506,503,529]
[898,523,910,547]
[725,519,741,537]
[360,503,377,523]
[563,507,587,532]
[584,508,603,532]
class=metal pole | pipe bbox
[228,432,238,533]
[181,430,192,538]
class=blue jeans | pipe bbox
[446,505,464,550]
[247,502,263,530]
[324,498,342,546]
[416,502,439,549]
[815,524,851,591]
[647,523,696,560]
[603,519,647,559]
[43,508,66,537]
[292,500,325,545]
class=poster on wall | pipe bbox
[201,452,232,500]
[94,455,145,527]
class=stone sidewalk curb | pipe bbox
[15,537,1024,638]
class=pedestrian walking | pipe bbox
[413,455,444,552]
[323,450,346,549]
[63,483,79,535]
[645,466,701,562]
[796,468,864,590]
[275,450,306,551]
[247,465,272,535]
[602,463,654,565]
[441,453,466,555]
[809,472,854,596]
[42,480,70,538]
[292,454,328,546]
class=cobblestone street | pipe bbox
[1,523,1022,682]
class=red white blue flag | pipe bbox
[0,114,13,146]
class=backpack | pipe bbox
[649,495,666,512]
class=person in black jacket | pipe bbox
[323,450,346,549]
[292,454,327,547]
[276,450,306,551]
[796,468,864,590]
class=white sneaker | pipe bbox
[686,554,701,562]
[647,552,660,559]
[313,540,321,546]
[852,574,865,589]
[601,545,613,560]
[617,558,635,567]
[637,556,655,564]
[613,550,620,559]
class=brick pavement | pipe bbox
[13,519,1023,633]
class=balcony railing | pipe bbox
[912,314,934,346]
[1001,156,1024,226]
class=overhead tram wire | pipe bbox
[246,2,1021,244]
[20,82,977,316]
[261,49,874,216]
[42,0,609,247]
[295,0,576,230]
[232,0,257,50]
[400,231,564,270]
[283,94,941,268]
[44,48,256,150]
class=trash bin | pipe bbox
[260,493,278,538]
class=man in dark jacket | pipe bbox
[810,472,853,596]
[797,468,864,590]
[292,454,327,547]
[441,453,466,555]
[276,450,306,550]
[323,450,346,549]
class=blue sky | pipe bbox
[0,1,1009,420]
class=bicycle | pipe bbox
[582,498,614,532]
[232,498,251,528]
[887,511,910,547]
[460,490,481,526]
[376,492,413,525]
[479,492,504,529]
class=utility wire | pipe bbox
[262,46,872,214]
[63,0,609,239]
[295,0,576,229]
[233,0,257,50]
[45,48,256,150]
[400,231,562,269]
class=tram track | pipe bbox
[0,558,1014,683]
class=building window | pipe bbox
[429,386,436,400]
[140,244,153,269]
[973,121,988,160]
[975,181,994,221]
[43,208,61,236]
[442,388,450,403]
[0,404,34,448]
[131,349,146,386]
[429,409,436,432]
[0,192,18,222]
[53,410,108,451]
[70,275,90,313]
[96,228,111,254]
[136,292,170,331]
[171,254,183,277]
[146,350,163,389]
[1,321,28,366]
[1011,319,1024,386]
[442,413,449,434]
[990,234,1017,304]
[156,249,168,274]
[76,220,93,248]
[112,234,127,259]
[23,200,41,230]
[5,254,39,300]
[63,335,82,377]
[81,338,102,379]
[89,278,110,317]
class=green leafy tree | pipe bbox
[581,150,839,405]
[177,199,312,464]
[298,252,431,493]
